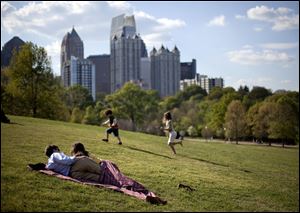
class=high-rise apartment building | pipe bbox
[180,73,224,94]
[110,14,148,92]
[150,46,181,97]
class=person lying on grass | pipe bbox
[37,142,167,204]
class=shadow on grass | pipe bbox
[125,145,172,159]
[178,154,252,173]
[4,122,24,126]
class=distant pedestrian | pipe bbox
[101,109,122,145]
[161,111,183,155]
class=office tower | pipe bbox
[69,56,96,100]
[61,27,84,87]
[87,54,111,95]
[140,57,151,90]
[150,46,181,97]
[110,14,148,92]
[1,36,25,68]
[180,59,196,80]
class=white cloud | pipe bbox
[260,42,299,50]
[1,1,16,13]
[2,1,186,75]
[45,40,61,57]
[227,47,294,65]
[133,10,186,49]
[106,1,131,11]
[155,18,186,31]
[143,33,172,49]
[247,5,299,31]
[134,10,155,20]
[208,15,226,26]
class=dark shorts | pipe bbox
[107,128,119,137]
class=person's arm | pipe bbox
[102,119,109,126]
[51,152,75,165]
[89,153,103,164]
[111,118,118,127]
[162,121,171,131]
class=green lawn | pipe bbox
[1,115,299,212]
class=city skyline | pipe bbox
[1,1,299,92]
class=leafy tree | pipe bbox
[245,102,262,141]
[70,107,84,123]
[82,105,98,125]
[224,100,247,144]
[176,84,207,102]
[206,86,223,100]
[252,101,276,146]
[207,91,241,137]
[64,84,94,111]
[105,82,159,131]
[160,96,180,112]
[238,85,250,97]
[187,125,198,137]
[248,86,272,103]
[268,96,298,147]
[4,42,63,118]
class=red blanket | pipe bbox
[35,160,166,204]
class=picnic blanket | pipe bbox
[29,160,166,205]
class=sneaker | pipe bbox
[102,139,108,142]
[118,141,122,145]
[179,140,183,147]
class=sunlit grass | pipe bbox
[1,115,299,211]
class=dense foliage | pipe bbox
[1,42,298,145]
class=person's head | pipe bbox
[45,145,60,157]
[105,109,113,117]
[163,111,172,121]
[71,142,89,157]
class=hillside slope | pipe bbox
[1,115,299,211]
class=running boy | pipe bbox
[162,111,183,155]
[102,109,122,145]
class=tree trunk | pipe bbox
[131,115,136,132]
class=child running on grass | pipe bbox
[101,109,122,145]
[161,111,183,155]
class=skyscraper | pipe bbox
[110,14,148,92]
[150,46,181,97]
[69,56,96,100]
[1,36,25,68]
[87,54,111,95]
[61,27,84,87]
[181,59,196,80]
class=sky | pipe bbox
[1,1,299,92]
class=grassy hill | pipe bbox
[1,115,299,212]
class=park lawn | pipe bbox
[1,115,299,212]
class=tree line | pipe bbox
[1,42,299,146]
